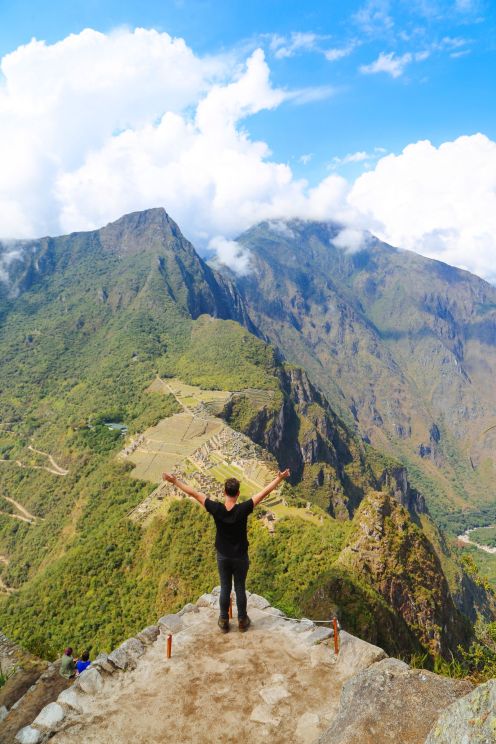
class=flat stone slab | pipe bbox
[250,704,281,726]
[32,701,65,729]
[259,685,290,706]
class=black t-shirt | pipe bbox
[204,498,254,558]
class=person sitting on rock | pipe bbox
[59,647,77,678]
[76,650,91,675]
[162,468,290,633]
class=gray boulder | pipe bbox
[107,646,134,671]
[316,658,473,744]
[77,667,103,695]
[32,701,65,730]
[425,679,496,744]
[247,593,271,610]
[15,727,42,744]
[158,614,184,633]
[178,603,200,617]
[57,687,85,713]
[136,625,160,645]
[120,637,145,659]
[92,652,116,673]
[196,593,219,609]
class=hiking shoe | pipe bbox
[218,617,229,633]
[238,616,251,632]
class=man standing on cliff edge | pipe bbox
[162,468,290,632]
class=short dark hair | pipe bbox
[224,478,240,497]
[81,651,90,662]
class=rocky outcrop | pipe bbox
[316,657,473,744]
[337,490,469,656]
[425,679,496,743]
[7,589,493,744]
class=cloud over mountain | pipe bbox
[0,28,495,281]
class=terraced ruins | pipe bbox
[123,378,320,529]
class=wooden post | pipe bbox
[333,618,339,655]
[229,595,233,619]
[166,634,172,659]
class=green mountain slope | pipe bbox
[0,210,493,666]
[231,219,496,524]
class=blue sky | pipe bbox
[0,0,495,280]
[1,0,494,181]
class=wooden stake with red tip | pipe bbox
[229,595,233,619]
[166,634,172,659]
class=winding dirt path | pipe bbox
[28,446,69,475]
[3,496,38,522]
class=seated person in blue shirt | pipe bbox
[76,650,91,674]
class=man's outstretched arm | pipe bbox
[252,469,290,507]
[162,472,207,507]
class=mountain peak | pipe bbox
[98,207,183,255]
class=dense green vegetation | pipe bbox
[0,210,494,681]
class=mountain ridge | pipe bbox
[0,207,494,681]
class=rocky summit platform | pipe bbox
[12,590,486,744]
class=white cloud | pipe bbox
[332,228,371,253]
[208,236,252,275]
[270,32,322,59]
[1,29,495,287]
[348,134,496,282]
[359,50,429,78]
[0,29,350,268]
[353,0,394,35]
[324,44,356,62]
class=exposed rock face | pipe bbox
[337,490,469,656]
[316,658,473,744]
[0,208,254,331]
[425,679,496,744]
[231,218,496,509]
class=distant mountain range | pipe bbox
[226,219,496,520]
[0,208,494,665]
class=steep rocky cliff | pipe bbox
[230,218,496,516]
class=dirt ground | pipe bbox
[51,607,342,744]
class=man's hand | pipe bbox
[252,467,290,507]
[162,472,207,506]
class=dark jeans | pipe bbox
[216,552,249,620]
